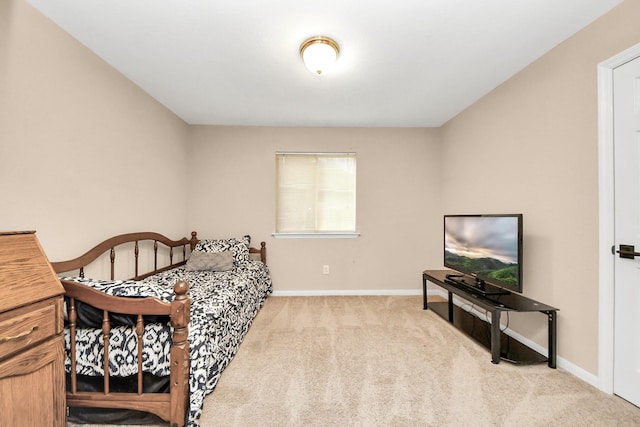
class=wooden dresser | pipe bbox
[0,231,65,426]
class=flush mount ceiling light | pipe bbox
[300,36,340,76]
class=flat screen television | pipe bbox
[443,214,523,295]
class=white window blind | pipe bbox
[276,152,356,235]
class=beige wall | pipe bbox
[188,126,442,292]
[1,0,190,259]
[440,0,640,375]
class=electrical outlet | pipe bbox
[323,265,330,275]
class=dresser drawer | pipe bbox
[0,298,60,361]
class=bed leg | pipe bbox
[170,281,190,427]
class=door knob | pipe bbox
[616,244,640,259]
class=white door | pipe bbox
[613,54,640,407]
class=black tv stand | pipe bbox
[444,276,511,297]
[423,269,558,368]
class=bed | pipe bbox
[51,231,272,427]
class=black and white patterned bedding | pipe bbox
[63,259,272,426]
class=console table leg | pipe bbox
[491,310,501,364]
[422,275,428,310]
[547,310,557,368]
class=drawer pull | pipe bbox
[0,325,39,344]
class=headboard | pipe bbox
[51,231,267,280]
[51,231,198,280]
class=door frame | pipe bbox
[597,41,640,394]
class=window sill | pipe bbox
[272,232,360,239]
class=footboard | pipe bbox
[62,279,190,427]
[52,231,198,427]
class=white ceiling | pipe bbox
[27,0,622,127]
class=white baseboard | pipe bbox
[271,289,423,297]
[504,326,600,388]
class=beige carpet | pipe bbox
[71,295,640,426]
[200,296,639,427]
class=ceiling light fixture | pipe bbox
[300,36,340,76]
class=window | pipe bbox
[275,152,357,237]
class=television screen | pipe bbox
[444,214,523,294]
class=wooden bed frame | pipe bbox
[51,231,267,427]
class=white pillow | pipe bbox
[185,250,234,272]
